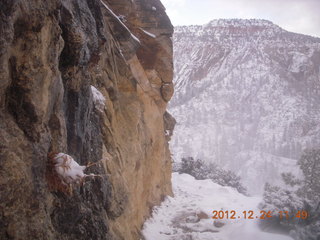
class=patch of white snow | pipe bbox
[91,85,105,112]
[53,153,86,184]
[140,28,156,38]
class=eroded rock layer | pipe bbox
[0,0,174,239]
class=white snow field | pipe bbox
[142,173,293,240]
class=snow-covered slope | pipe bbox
[169,19,320,194]
[142,173,293,240]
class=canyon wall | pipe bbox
[0,0,174,239]
[170,19,320,194]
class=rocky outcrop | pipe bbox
[0,0,174,239]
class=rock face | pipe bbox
[0,0,174,239]
[170,19,320,194]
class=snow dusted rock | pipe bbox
[53,153,87,184]
[91,86,106,112]
[46,152,104,195]
[213,219,226,228]
[161,83,174,102]
[170,19,320,194]
[164,111,176,141]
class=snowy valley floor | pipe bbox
[142,173,293,240]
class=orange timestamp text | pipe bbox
[212,210,308,220]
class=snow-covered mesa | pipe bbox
[169,19,320,194]
[142,173,293,240]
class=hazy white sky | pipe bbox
[161,0,320,37]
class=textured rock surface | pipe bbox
[0,0,174,239]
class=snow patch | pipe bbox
[53,153,87,184]
[140,28,156,38]
[91,85,105,112]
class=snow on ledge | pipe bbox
[140,28,156,38]
[100,0,140,44]
[53,153,87,184]
[91,85,106,112]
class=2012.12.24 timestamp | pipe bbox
[212,210,308,220]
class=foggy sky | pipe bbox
[161,0,320,37]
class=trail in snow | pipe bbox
[143,173,293,240]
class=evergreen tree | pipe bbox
[176,157,247,195]
[298,149,320,202]
[259,148,320,240]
